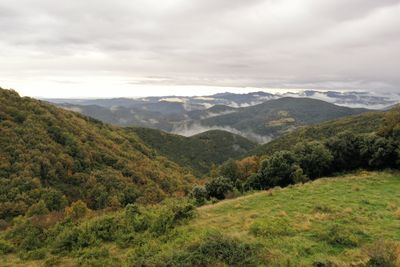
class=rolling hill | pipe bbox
[251,111,385,156]
[130,128,257,176]
[50,95,377,143]
[173,97,370,143]
[0,88,195,220]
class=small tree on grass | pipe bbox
[205,177,233,200]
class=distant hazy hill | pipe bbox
[48,91,395,143]
[129,128,257,176]
[173,97,369,143]
[251,111,385,156]
[0,88,194,219]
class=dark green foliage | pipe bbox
[151,200,195,235]
[130,127,257,176]
[205,177,234,200]
[189,186,208,205]
[0,88,194,219]
[259,151,305,188]
[294,141,333,179]
[77,247,119,267]
[0,238,14,254]
[170,231,259,267]
[26,200,50,217]
[19,248,47,260]
[219,159,241,183]
[252,111,384,156]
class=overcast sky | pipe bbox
[1,0,399,98]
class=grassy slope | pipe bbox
[5,171,399,266]
[129,128,257,176]
[192,171,400,265]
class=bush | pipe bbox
[19,248,47,260]
[86,215,117,242]
[151,200,195,235]
[364,240,400,267]
[26,200,50,217]
[0,239,14,254]
[64,200,89,221]
[189,186,208,206]
[124,204,150,232]
[259,151,305,188]
[6,217,45,251]
[294,141,333,179]
[171,231,259,266]
[78,247,119,267]
[205,177,233,200]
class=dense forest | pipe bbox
[0,88,195,222]
[129,127,257,176]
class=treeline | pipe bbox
[191,108,400,203]
[0,89,194,222]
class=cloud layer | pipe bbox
[0,0,399,97]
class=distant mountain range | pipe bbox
[46,90,396,143]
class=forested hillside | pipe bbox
[130,128,257,176]
[251,111,385,155]
[0,89,194,221]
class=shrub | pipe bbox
[86,215,117,242]
[189,185,208,206]
[64,200,89,221]
[205,177,233,200]
[78,247,119,267]
[124,204,150,232]
[6,217,45,251]
[294,141,333,179]
[259,151,305,188]
[26,200,50,217]
[19,248,47,260]
[171,231,259,266]
[0,238,14,254]
[151,200,195,235]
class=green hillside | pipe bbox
[251,111,385,156]
[200,97,369,139]
[129,128,257,176]
[3,172,400,266]
[0,89,194,220]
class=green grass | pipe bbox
[2,171,400,266]
[190,171,400,265]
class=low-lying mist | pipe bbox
[171,122,272,144]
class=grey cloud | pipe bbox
[0,0,399,93]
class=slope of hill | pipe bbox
[3,172,400,266]
[173,97,369,142]
[54,97,371,144]
[129,128,257,176]
[0,88,194,220]
[251,111,385,156]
